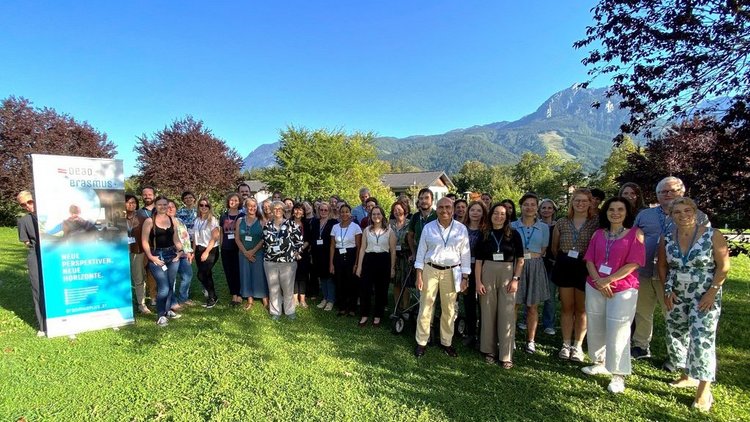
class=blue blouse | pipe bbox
[510,219,549,253]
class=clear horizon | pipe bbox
[1,1,603,174]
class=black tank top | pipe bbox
[149,216,175,249]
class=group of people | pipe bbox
[16,175,730,412]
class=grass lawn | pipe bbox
[1,226,749,421]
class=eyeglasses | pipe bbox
[658,188,682,195]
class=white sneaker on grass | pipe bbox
[167,310,181,319]
[569,347,585,362]
[544,327,556,335]
[323,302,334,311]
[156,316,168,327]
[317,300,328,309]
[525,341,536,354]
[608,375,625,394]
[582,363,610,376]
[558,345,571,359]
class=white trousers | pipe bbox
[585,284,638,375]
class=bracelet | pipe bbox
[710,284,721,290]
[512,276,520,281]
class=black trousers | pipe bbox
[464,271,479,337]
[221,248,240,296]
[360,252,390,318]
[333,248,357,313]
[27,250,45,331]
[195,246,218,300]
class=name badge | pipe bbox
[493,253,504,261]
[127,237,136,245]
[339,248,347,254]
[227,233,235,240]
[395,245,402,251]
[316,239,324,246]
[676,272,692,282]
[567,250,579,259]
[471,257,476,264]
[524,253,532,260]
[161,265,168,272]
[272,246,280,253]
[244,235,253,242]
[598,264,612,275]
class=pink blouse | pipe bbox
[584,228,645,293]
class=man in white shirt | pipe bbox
[414,197,471,357]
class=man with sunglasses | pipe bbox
[17,190,45,336]
[631,176,710,367]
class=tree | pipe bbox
[0,96,116,225]
[589,134,639,196]
[261,126,393,207]
[452,161,523,202]
[575,0,750,135]
[511,151,588,208]
[135,116,242,201]
[617,117,750,226]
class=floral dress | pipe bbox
[664,227,721,381]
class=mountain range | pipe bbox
[242,85,632,174]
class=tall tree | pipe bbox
[262,126,392,206]
[575,0,750,135]
[135,116,242,200]
[0,96,116,225]
[452,161,523,202]
[590,134,639,196]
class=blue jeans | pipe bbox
[320,276,335,303]
[542,281,557,329]
[170,256,193,308]
[148,248,179,316]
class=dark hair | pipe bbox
[390,201,407,219]
[481,192,492,199]
[141,186,156,195]
[462,200,488,232]
[619,182,646,211]
[368,206,388,230]
[237,183,250,192]
[292,202,305,215]
[454,198,468,209]
[154,195,170,204]
[338,203,352,212]
[500,199,517,221]
[181,191,195,201]
[519,192,539,208]
[487,203,513,240]
[590,188,606,201]
[598,197,636,229]
[445,193,457,200]
[125,194,139,209]
[366,197,379,206]
[417,188,433,201]
[225,192,241,209]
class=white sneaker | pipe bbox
[317,300,328,309]
[558,345,571,359]
[323,302,334,311]
[582,364,610,376]
[525,341,536,354]
[544,327,556,335]
[156,316,168,327]
[166,310,182,319]
[608,375,626,394]
[36,330,45,337]
[517,322,527,330]
[570,347,585,362]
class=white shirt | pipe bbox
[193,217,219,247]
[331,222,362,249]
[414,219,471,276]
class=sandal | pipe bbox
[244,302,253,310]
[485,354,496,364]
[501,361,514,369]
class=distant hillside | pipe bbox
[242,85,632,173]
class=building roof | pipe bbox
[380,171,454,190]
[244,180,269,192]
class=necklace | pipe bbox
[606,227,625,239]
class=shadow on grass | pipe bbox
[0,246,39,330]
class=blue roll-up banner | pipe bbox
[31,154,134,337]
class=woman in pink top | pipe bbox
[582,197,645,394]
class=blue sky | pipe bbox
[0,1,602,174]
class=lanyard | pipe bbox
[569,220,582,247]
[372,228,385,244]
[318,219,328,239]
[490,231,503,252]
[338,224,351,247]
[520,224,537,250]
[675,226,699,267]
[126,216,134,236]
[439,221,454,247]
[658,208,673,236]
[604,228,624,264]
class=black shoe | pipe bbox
[631,346,651,360]
[205,298,218,309]
[414,345,426,358]
[441,344,458,358]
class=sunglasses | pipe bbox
[199,204,210,208]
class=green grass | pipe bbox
[1,226,749,421]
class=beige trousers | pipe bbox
[632,274,665,349]
[129,252,146,306]
[479,261,516,361]
[415,265,458,347]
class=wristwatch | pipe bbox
[710,284,721,290]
